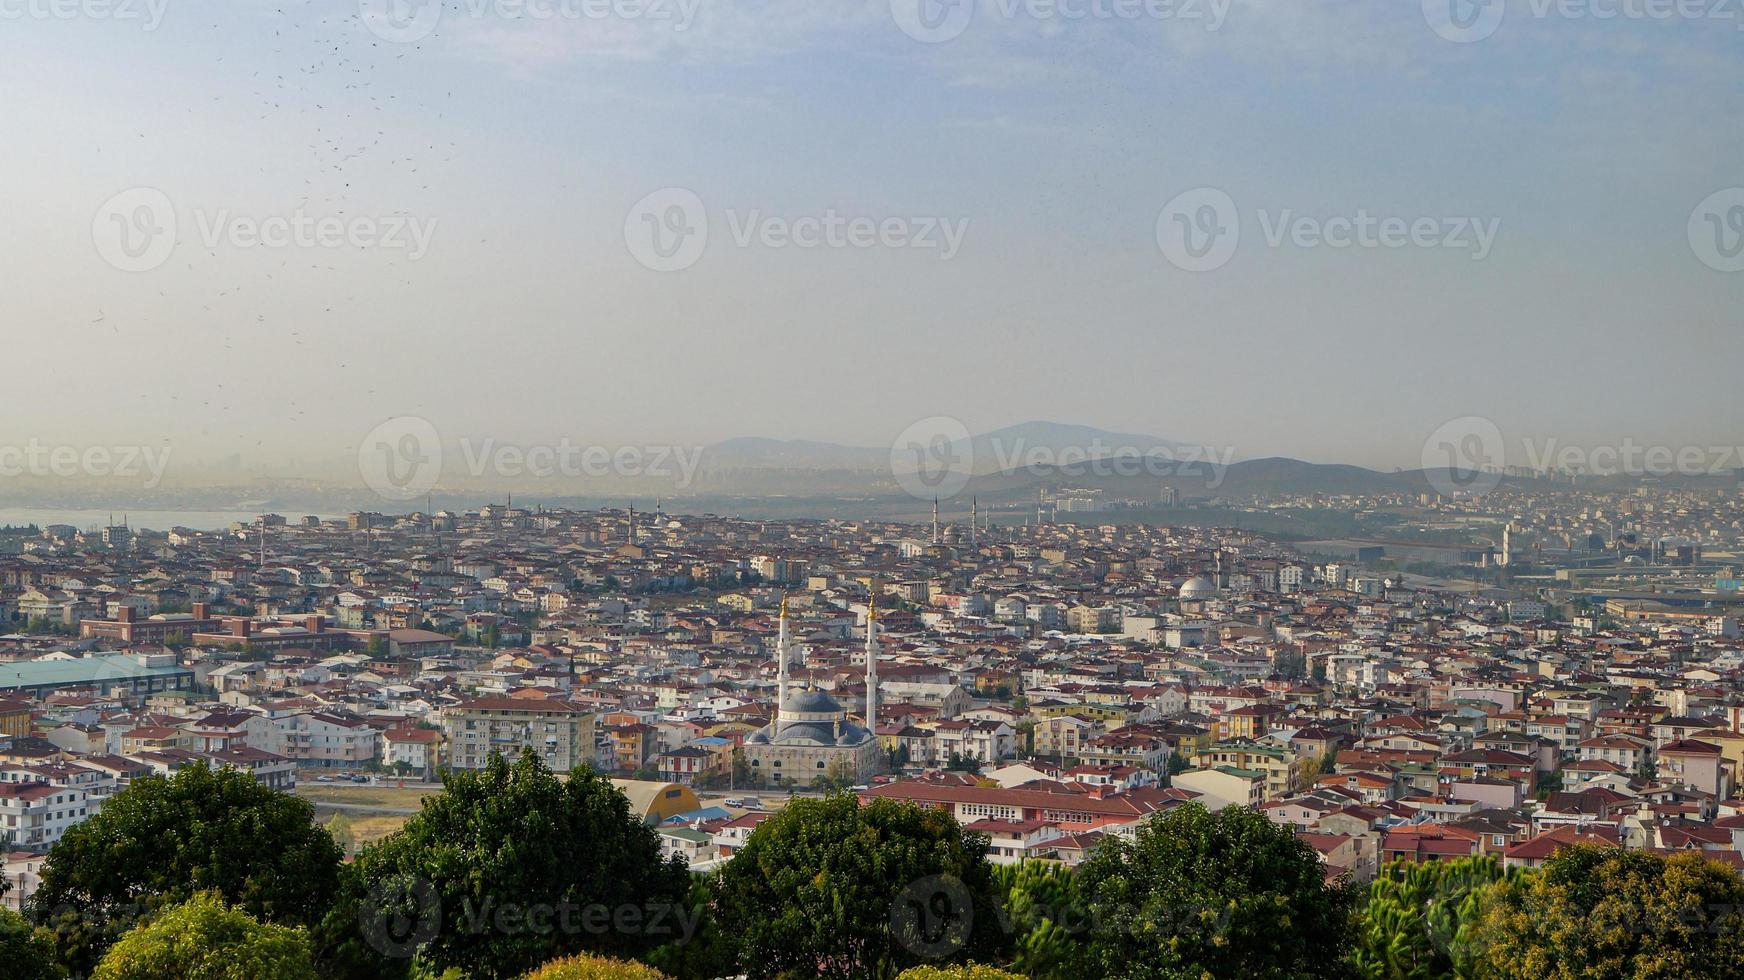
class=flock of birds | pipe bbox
[93,3,466,438]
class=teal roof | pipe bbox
[0,654,191,690]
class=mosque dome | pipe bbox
[1179,576,1219,600]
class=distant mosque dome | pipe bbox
[1179,576,1219,600]
[781,689,843,718]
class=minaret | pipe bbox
[970,497,978,546]
[864,590,879,735]
[931,498,940,544]
[775,594,791,727]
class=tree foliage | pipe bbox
[712,794,1005,980]
[1467,845,1744,979]
[1077,802,1355,979]
[325,749,690,980]
[989,861,1089,980]
[1350,856,1514,980]
[894,964,1029,980]
[525,951,673,980]
[29,761,341,975]
[90,892,317,980]
[0,903,64,980]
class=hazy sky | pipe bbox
[4,0,1742,473]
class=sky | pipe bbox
[3,0,1742,477]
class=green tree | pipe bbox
[1350,856,1514,980]
[815,755,857,791]
[946,752,984,775]
[325,749,689,980]
[1077,802,1355,979]
[1467,845,1744,979]
[91,892,317,980]
[0,897,63,980]
[326,812,359,856]
[525,951,672,979]
[30,761,342,975]
[989,861,1088,980]
[712,794,1005,980]
[895,965,1028,980]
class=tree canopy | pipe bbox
[1350,856,1514,980]
[28,761,342,975]
[328,749,690,980]
[0,903,64,980]
[1076,802,1355,979]
[1468,845,1744,979]
[525,951,674,980]
[90,892,317,980]
[712,794,1005,980]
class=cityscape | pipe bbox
[7,2,1744,979]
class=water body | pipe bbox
[0,509,342,533]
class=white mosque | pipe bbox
[743,595,884,786]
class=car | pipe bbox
[349,774,370,783]
[315,775,334,782]
[725,797,761,809]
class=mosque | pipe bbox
[743,595,884,786]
